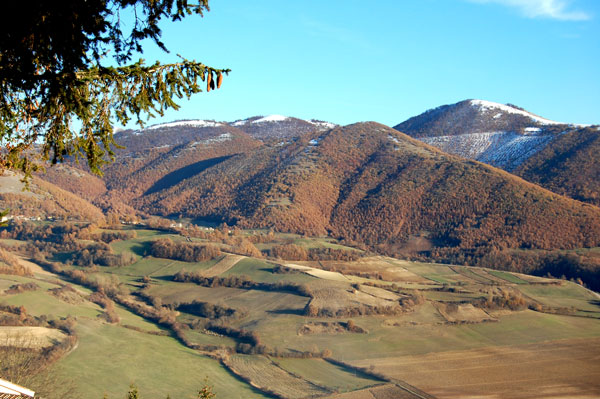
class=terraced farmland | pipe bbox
[1,224,600,398]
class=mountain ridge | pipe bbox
[138,122,600,258]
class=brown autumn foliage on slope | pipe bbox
[104,125,261,203]
[513,127,600,206]
[37,164,107,202]
[0,173,104,222]
[139,122,600,256]
[34,124,261,216]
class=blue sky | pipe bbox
[123,0,600,128]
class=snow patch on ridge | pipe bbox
[421,131,555,170]
[251,115,289,124]
[145,120,222,130]
[231,119,248,126]
[470,100,563,125]
[190,133,232,146]
[309,120,337,129]
[524,127,542,133]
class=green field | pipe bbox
[488,270,530,284]
[57,319,269,399]
[273,358,382,392]
[2,225,600,399]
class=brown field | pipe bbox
[223,354,330,398]
[200,254,245,277]
[434,303,496,324]
[358,285,400,301]
[309,286,398,313]
[0,326,67,348]
[320,257,433,284]
[351,338,600,399]
[285,263,351,282]
[322,383,428,399]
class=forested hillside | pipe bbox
[513,127,600,206]
[139,122,600,262]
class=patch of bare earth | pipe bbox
[319,257,433,284]
[434,303,496,324]
[351,338,600,399]
[309,287,399,315]
[0,326,67,349]
[285,263,350,282]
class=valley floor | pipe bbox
[1,225,600,398]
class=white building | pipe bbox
[0,378,34,398]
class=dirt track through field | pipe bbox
[201,254,245,277]
[352,338,600,399]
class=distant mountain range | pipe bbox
[20,103,598,262]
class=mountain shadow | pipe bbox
[144,155,234,195]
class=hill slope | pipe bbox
[139,122,600,257]
[513,127,600,206]
[101,122,262,203]
[0,172,104,222]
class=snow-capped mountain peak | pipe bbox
[469,100,563,125]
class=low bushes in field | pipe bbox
[303,302,404,318]
[150,238,221,262]
[0,248,32,276]
[267,243,361,261]
[4,282,39,295]
[68,242,136,267]
[476,288,528,311]
[175,300,247,321]
[95,230,136,243]
[173,270,313,297]
[88,290,121,323]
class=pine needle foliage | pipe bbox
[0,0,229,177]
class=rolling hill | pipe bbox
[138,122,600,258]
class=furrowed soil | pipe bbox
[224,354,330,398]
[200,254,246,277]
[351,337,600,399]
